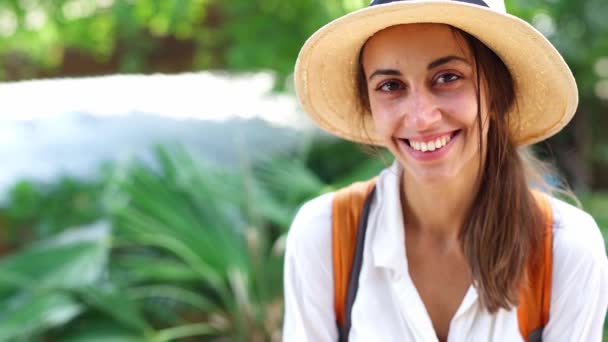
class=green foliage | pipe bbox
[0,222,113,340]
[217,0,368,87]
[0,0,367,83]
[0,293,84,340]
[75,285,152,334]
[2,177,106,248]
[304,136,391,188]
[104,145,298,340]
[0,0,210,75]
[253,155,326,228]
[0,145,279,340]
[54,318,143,342]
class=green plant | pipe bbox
[102,145,317,341]
[1,177,107,253]
[0,222,127,340]
[0,143,318,340]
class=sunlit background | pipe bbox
[0,0,606,341]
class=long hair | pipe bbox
[356,26,553,313]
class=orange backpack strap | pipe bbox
[517,191,554,342]
[332,178,377,341]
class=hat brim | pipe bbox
[294,1,578,146]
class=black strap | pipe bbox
[337,186,376,342]
[370,0,489,8]
[529,328,543,342]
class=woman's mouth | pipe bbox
[402,130,461,153]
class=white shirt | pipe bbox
[283,162,608,341]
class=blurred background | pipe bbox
[0,0,606,341]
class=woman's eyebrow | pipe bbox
[368,55,470,81]
[427,55,470,70]
[368,69,402,81]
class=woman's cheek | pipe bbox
[371,108,397,139]
[441,94,478,125]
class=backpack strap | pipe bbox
[332,184,553,342]
[332,179,377,342]
[517,191,554,342]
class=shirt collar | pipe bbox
[370,161,409,277]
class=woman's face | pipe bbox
[362,24,489,184]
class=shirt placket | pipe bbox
[390,270,440,342]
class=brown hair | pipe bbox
[356,27,550,313]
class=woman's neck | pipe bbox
[400,165,481,241]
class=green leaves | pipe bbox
[105,145,288,339]
[0,222,110,295]
[76,285,152,334]
[0,222,112,340]
[108,146,249,288]
[55,318,144,342]
[2,177,106,248]
[0,0,371,83]
[0,292,84,340]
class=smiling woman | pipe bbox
[283,0,608,342]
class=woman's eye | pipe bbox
[377,80,404,92]
[436,73,461,85]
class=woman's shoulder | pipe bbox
[546,194,607,272]
[286,192,335,257]
[548,195,604,247]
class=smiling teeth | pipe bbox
[409,134,451,152]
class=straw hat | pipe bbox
[294,0,578,146]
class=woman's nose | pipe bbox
[404,89,441,130]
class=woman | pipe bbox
[283,0,608,341]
